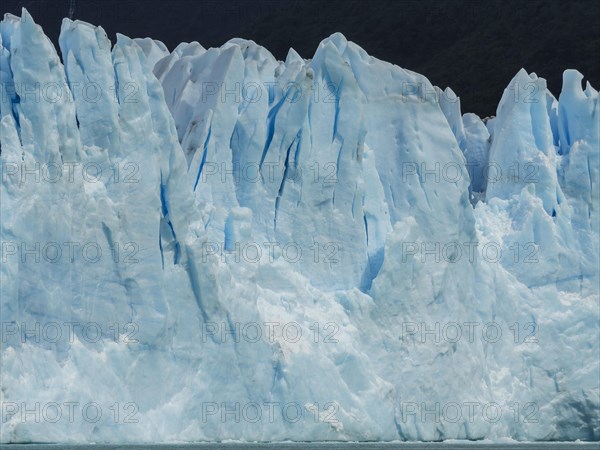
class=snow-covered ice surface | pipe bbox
[0,9,598,444]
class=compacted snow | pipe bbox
[0,9,598,444]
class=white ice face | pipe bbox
[0,8,598,444]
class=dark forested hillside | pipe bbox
[237,0,600,116]
[3,0,599,116]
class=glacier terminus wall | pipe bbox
[0,9,598,444]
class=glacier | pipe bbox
[0,9,598,444]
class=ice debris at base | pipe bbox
[0,9,598,444]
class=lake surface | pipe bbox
[1,443,598,449]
